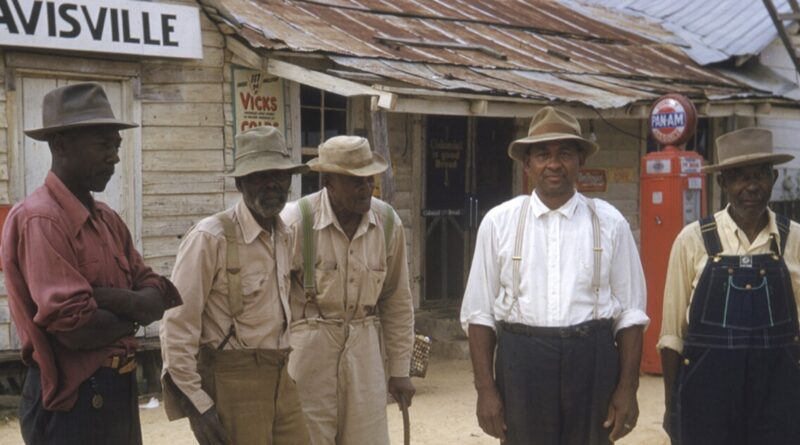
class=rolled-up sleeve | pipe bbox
[377,214,414,378]
[18,217,97,332]
[657,226,702,354]
[460,213,499,333]
[609,218,649,334]
[160,229,219,417]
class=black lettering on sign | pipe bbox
[110,8,118,42]
[58,3,79,38]
[121,9,138,43]
[142,11,159,45]
[46,0,55,36]
[162,13,177,46]
[81,5,106,40]
[0,0,19,34]
[11,0,43,34]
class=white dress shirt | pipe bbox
[460,191,649,334]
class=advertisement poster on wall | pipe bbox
[232,66,286,148]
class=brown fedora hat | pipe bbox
[508,106,598,162]
[226,126,309,177]
[703,127,794,173]
[25,83,138,141]
[307,135,388,177]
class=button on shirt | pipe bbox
[161,200,292,414]
[281,189,414,377]
[461,192,648,334]
[1,172,181,411]
[659,207,800,354]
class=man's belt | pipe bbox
[500,319,612,338]
[101,354,137,374]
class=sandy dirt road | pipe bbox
[0,358,669,444]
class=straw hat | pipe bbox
[702,127,793,173]
[307,135,388,177]
[507,106,599,162]
[227,126,308,177]
[25,83,138,141]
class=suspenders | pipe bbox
[298,196,395,319]
[699,213,790,257]
[214,212,244,350]
[511,195,603,319]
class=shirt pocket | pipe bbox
[314,261,340,303]
[114,254,132,288]
[78,260,102,286]
[359,266,387,307]
[238,274,268,320]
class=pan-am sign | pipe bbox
[0,0,202,59]
[649,93,697,147]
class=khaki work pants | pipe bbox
[289,316,389,445]
[198,348,311,445]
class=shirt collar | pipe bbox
[530,190,580,219]
[315,187,376,232]
[44,171,92,237]
[234,199,288,244]
[717,204,779,251]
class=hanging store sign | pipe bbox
[0,0,202,59]
[232,66,285,138]
[649,93,697,147]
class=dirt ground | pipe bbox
[0,358,669,445]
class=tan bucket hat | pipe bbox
[703,127,794,173]
[227,126,309,177]
[307,135,388,177]
[508,106,599,162]
[25,83,138,141]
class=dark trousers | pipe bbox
[669,346,800,445]
[20,366,141,445]
[496,321,619,445]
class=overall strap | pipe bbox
[215,212,242,350]
[699,216,722,256]
[584,197,603,320]
[776,213,791,255]
[512,197,531,301]
[298,197,316,297]
[380,201,395,253]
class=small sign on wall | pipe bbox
[232,67,285,138]
[577,169,607,192]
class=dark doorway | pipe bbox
[422,116,514,306]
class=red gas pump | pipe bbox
[640,94,705,374]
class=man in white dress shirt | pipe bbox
[461,107,649,445]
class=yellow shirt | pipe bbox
[161,200,293,414]
[658,206,800,354]
[281,188,414,377]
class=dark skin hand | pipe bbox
[468,324,506,441]
[188,406,231,445]
[604,326,643,442]
[55,309,135,350]
[660,348,681,436]
[92,286,166,326]
[388,376,416,408]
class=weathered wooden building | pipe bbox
[2,0,800,360]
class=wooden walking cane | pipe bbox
[399,397,410,445]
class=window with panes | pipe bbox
[300,85,347,195]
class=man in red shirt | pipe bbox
[2,83,181,444]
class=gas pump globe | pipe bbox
[640,94,706,374]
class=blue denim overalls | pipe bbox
[669,214,800,445]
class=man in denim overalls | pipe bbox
[659,127,800,445]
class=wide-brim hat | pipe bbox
[227,126,309,177]
[25,83,138,141]
[508,106,599,162]
[702,127,794,173]
[307,135,388,177]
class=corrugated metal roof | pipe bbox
[573,0,792,65]
[204,0,778,109]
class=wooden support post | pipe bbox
[371,110,395,204]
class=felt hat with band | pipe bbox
[227,126,308,177]
[508,106,598,162]
[25,83,138,141]
[307,135,388,177]
[703,127,794,173]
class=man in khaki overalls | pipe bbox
[282,135,415,445]
[160,126,310,445]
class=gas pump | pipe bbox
[640,94,705,374]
